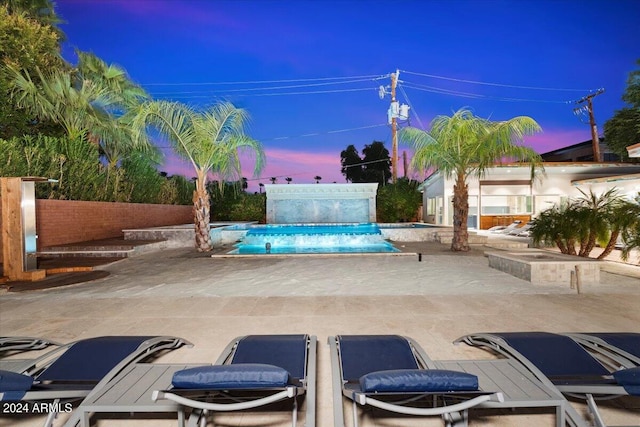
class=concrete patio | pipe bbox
[1,242,639,426]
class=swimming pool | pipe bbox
[227,223,400,255]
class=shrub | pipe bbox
[376,178,422,223]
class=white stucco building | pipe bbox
[419,163,640,229]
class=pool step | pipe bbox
[38,239,167,258]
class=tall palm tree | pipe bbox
[128,100,265,251]
[401,108,543,251]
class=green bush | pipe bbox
[0,135,193,204]
[376,178,422,223]
[0,134,108,200]
[209,182,266,222]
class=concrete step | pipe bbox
[434,231,487,245]
[38,239,167,258]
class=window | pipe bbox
[480,195,532,215]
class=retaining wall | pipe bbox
[0,199,193,263]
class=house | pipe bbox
[540,138,621,162]
[419,163,640,229]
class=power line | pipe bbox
[148,77,377,95]
[143,74,385,86]
[401,81,571,104]
[401,69,593,92]
[153,123,388,148]
[154,87,376,99]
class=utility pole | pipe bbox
[390,70,399,183]
[574,88,605,162]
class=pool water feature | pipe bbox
[228,223,400,254]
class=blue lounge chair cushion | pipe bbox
[613,367,640,396]
[0,370,33,401]
[360,369,479,393]
[172,364,292,390]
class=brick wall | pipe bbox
[0,199,193,263]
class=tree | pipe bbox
[285,177,292,184]
[622,58,640,108]
[401,107,543,252]
[603,59,640,159]
[0,3,64,139]
[530,203,583,255]
[574,188,625,257]
[340,144,363,183]
[604,109,640,160]
[270,177,277,184]
[314,175,322,183]
[4,0,64,37]
[361,141,391,185]
[598,198,640,260]
[6,52,150,156]
[128,100,265,251]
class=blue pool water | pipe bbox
[228,223,400,255]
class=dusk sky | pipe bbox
[56,0,639,192]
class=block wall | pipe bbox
[0,199,193,263]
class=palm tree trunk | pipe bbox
[580,233,597,257]
[451,173,469,252]
[597,229,620,260]
[555,239,568,254]
[193,174,212,252]
[566,239,577,255]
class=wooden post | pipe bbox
[1,177,46,281]
[391,70,398,183]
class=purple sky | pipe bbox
[56,0,639,192]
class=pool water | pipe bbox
[228,223,400,255]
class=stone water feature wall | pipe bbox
[264,183,378,224]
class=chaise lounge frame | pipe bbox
[66,334,317,427]
[329,334,585,427]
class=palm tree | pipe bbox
[128,100,265,251]
[259,183,265,193]
[401,108,543,251]
[314,175,322,184]
[285,177,292,184]
[270,177,277,184]
[598,198,640,260]
[574,188,625,257]
[6,52,150,160]
[530,203,584,255]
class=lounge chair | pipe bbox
[329,334,585,427]
[0,337,60,355]
[508,221,533,236]
[455,332,640,427]
[564,332,640,368]
[68,334,317,427]
[487,220,521,233]
[0,335,190,427]
[0,337,61,372]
